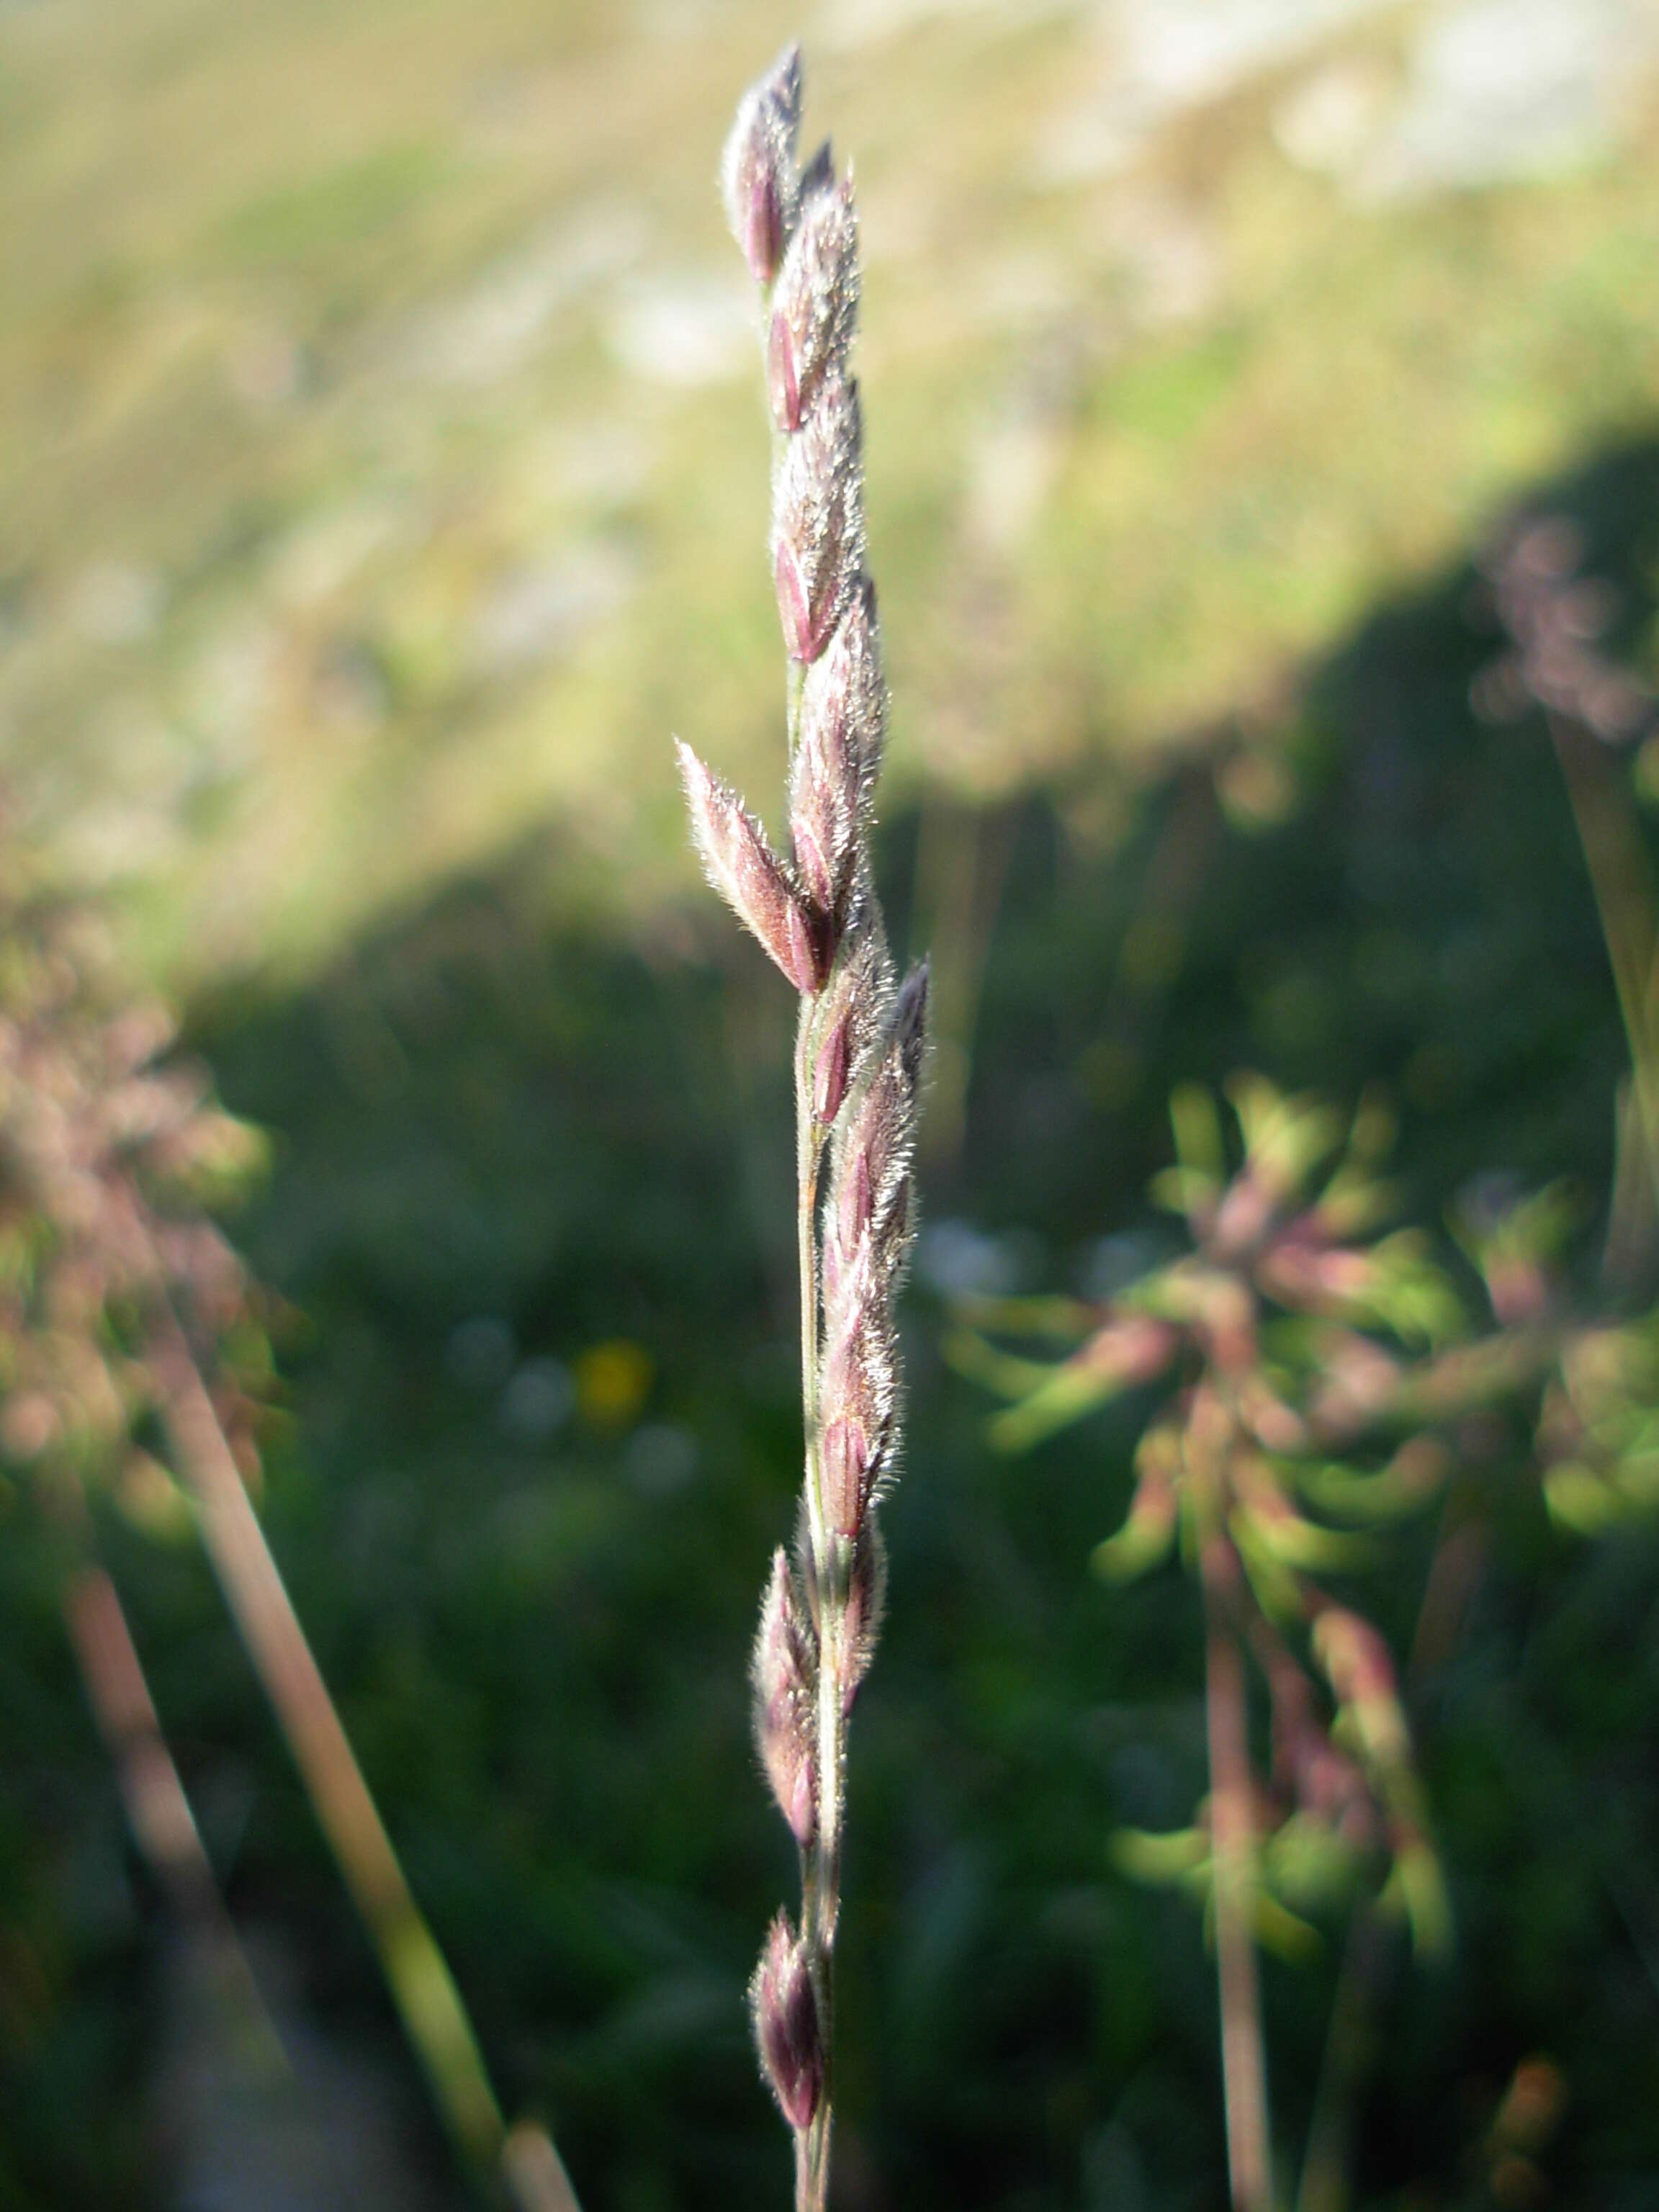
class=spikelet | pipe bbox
[840,1519,889,1713]
[826,961,929,1292]
[772,372,866,666]
[808,918,892,1134]
[799,581,886,824]
[750,1912,823,2131]
[790,584,886,928]
[688,52,925,2209]
[721,45,802,285]
[676,740,829,993]
[768,163,859,433]
[752,1548,819,1847]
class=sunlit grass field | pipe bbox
[4,0,1659,984]
[6,4,1659,2208]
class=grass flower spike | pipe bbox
[681,45,925,2211]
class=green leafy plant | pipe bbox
[950,1075,1605,2210]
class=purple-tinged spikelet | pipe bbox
[721,45,802,286]
[676,740,829,993]
[788,746,854,932]
[817,964,925,1534]
[812,1007,853,1126]
[773,372,865,665]
[840,1521,888,1713]
[827,961,927,1284]
[891,958,930,1071]
[693,53,926,2206]
[788,782,848,924]
[751,1914,823,2131]
[752,1548,819,1847]
[820,1287,898,1534]
[789,594,885,927]
[799,581,886,822]
[768,166,859,433]
[820,1416,875,1537]
[809,925,892,1133]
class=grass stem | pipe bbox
[148,1292,580,2212]
[1200,1513,1274,2212]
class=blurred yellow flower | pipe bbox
[575,1339,652,1430]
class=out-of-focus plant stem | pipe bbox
[67,1563,217,1919]
[1549,711,1659,1211]
[1192,1387,1274,2212]
[1205,1568,1274,2212]
[1295,1909,1390,2212]
[66,1561,287,2069]
[148,1292,580,2212]
[1298,1455,1492,2212]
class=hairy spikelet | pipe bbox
[826,962,928,1290]
[752,1548,819,1847]
[808,923,892,1133]
[772,372,866,665]
[820,1273,897,1534]
[721,45,802,285]
[676,740,828,993]
[768,166,859,433]
[688,53,925,2208]
[800,581,886,815]
[790,586,887,928]
[750,1913,823,2132]
[841,1520,888,1712]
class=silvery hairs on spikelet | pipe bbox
[676,43,927,2212]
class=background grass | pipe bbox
[4,1,1659,2206]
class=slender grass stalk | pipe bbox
[1205,1593,1274,2212]
[146,1288,580,2212]
[65,1560,287,2072]
[1295,1908,1387,2212]
[679,47,926,2208]
[1547,711,1659,1206]
[66,1563,227,1922]
[1190,1386,1274,2212]
[0,856,579,2208]
[1298,1474,1470,2212]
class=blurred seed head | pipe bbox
[1479,511,1654,744]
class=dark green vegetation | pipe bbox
[8,433,1659,2208]
[7,1,1659,2204]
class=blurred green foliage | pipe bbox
[10,472,1659,2200]
[5,3,1659,2208]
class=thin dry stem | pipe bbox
[66,1562,287,2072]
[147,1289,579,2212]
